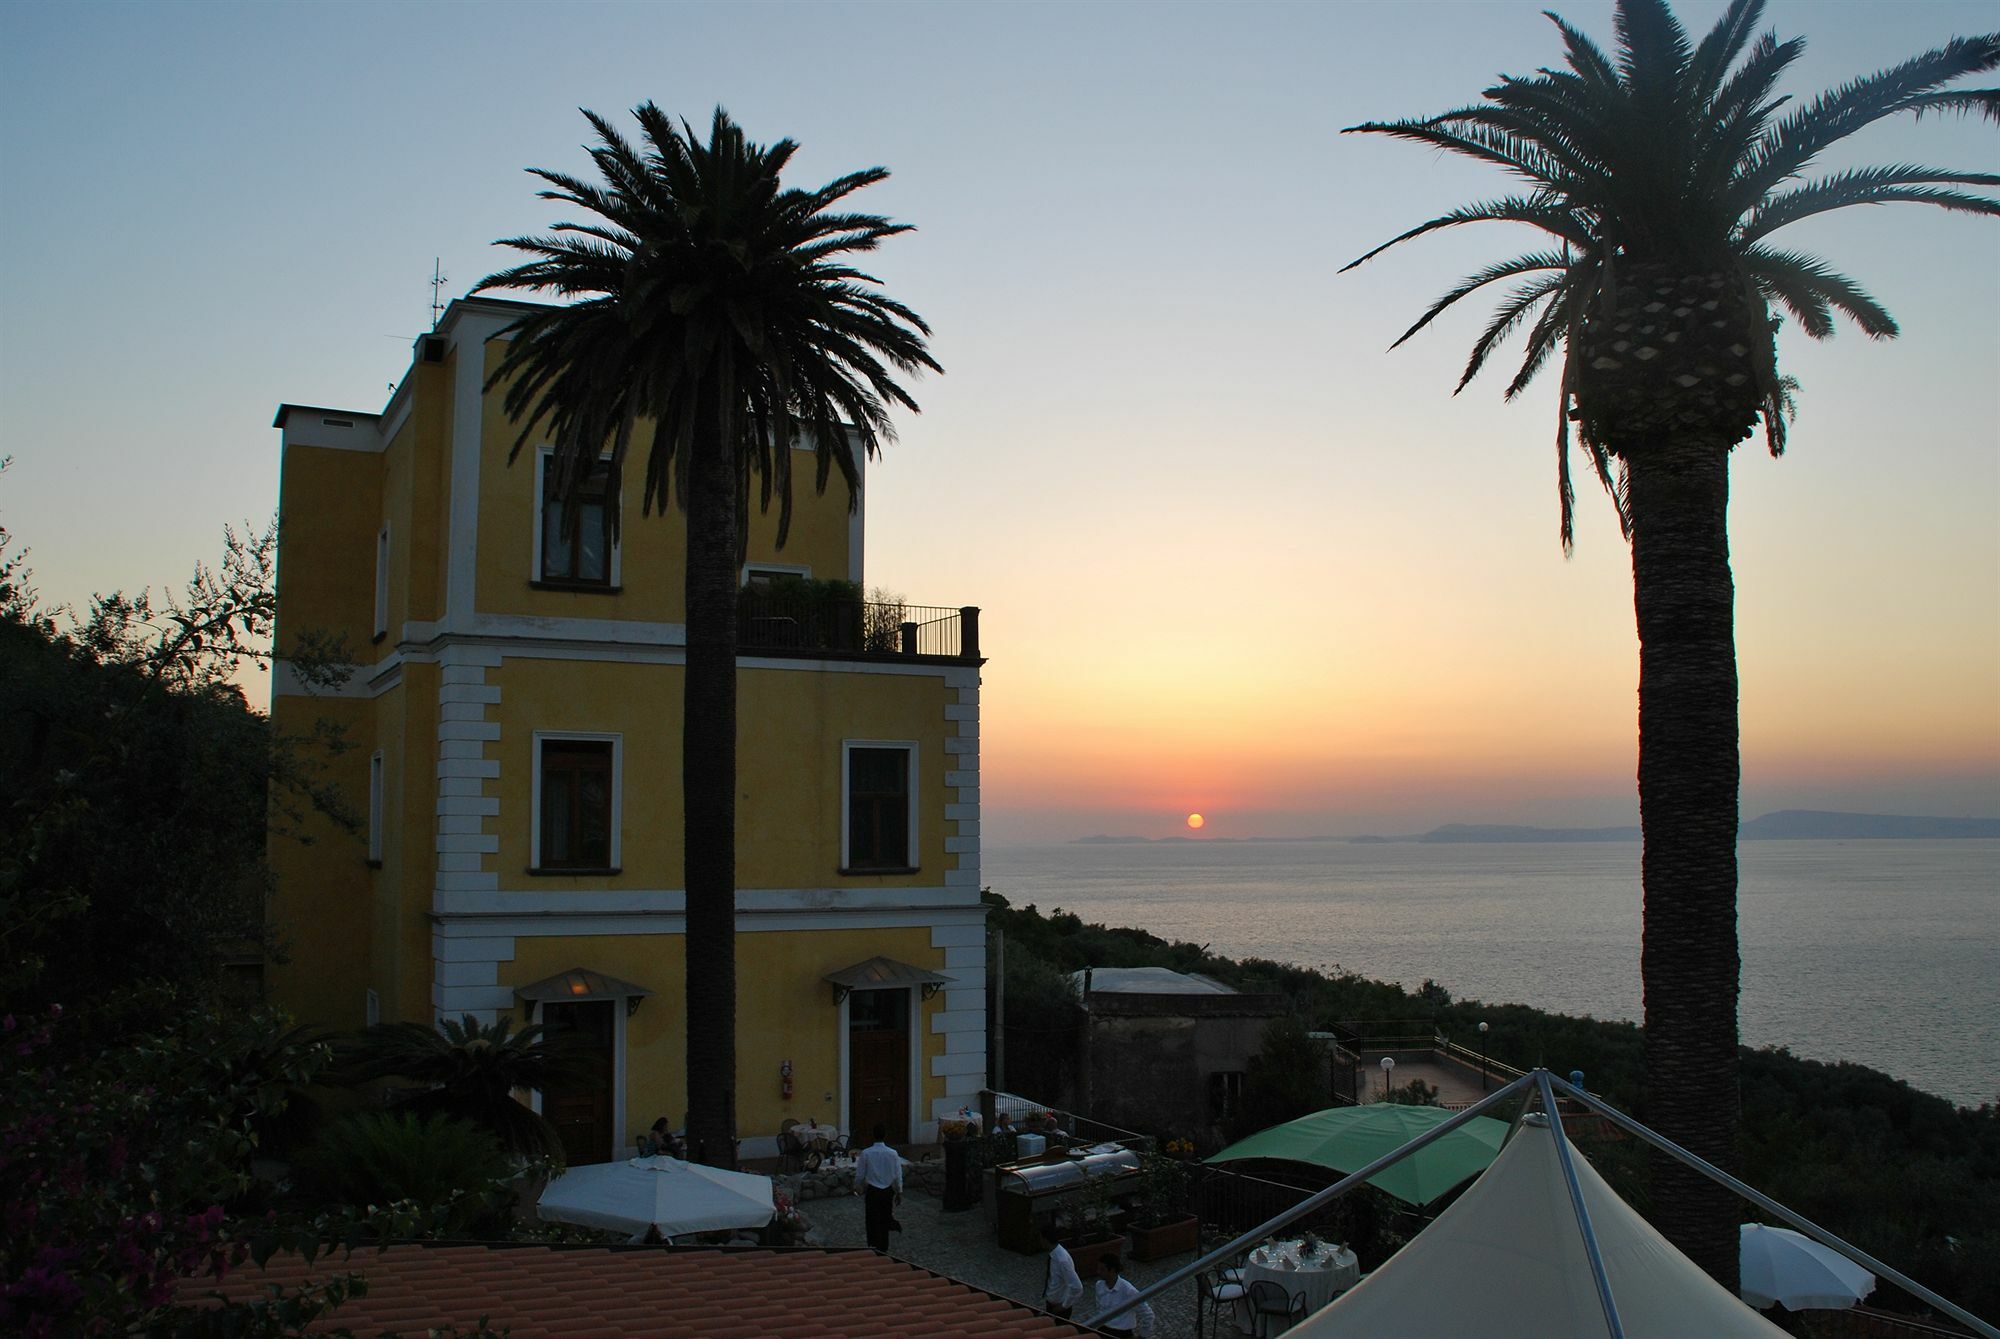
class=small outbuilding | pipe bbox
[1068,966,1293,1142]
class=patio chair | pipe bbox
[1247,1279,1306,1336]
[779,1118,802,1173]
[1195,1268,1247,1339]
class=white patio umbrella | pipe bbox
[1740,1223,1877,1311]
[537,1156,775,1237]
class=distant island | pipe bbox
[1075,809,2000,844]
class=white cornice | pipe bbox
[432,885,983,918]
[428,903,988,939]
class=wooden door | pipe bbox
[848,988,910,1143]
[540,1000,615,1165]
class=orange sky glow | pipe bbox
[3,1,1993,848]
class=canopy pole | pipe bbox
[1546,1074,1999,1339]
[1094,1072,1538,1330]
[1536,1070,1626,1339]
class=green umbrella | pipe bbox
[1208,1104,1508,1206]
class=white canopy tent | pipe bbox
[536,1156,775,1239]
[1096,1070,1998,1339]
[1293,1116,1784,1337]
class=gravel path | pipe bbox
[799,1187,1209,1337]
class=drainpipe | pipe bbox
[1077,969,1094,1116]
[989,928,1005,1093]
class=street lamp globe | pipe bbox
[1380,1055,1396,1099]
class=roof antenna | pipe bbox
[430,258,449,330]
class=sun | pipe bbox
[1186,813,1205,830]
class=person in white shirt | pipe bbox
[1038,1225,1083,1319]
[852,1124,902,1253]
[1092,1254,1155,1338]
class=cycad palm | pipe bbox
[340,1014,591,1160]
[1344,0,1998,1280]
[477,105,938,1168]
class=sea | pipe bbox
[982,838,2000,1109]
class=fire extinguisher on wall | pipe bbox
[780,1059,793,1102]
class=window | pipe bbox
[844,742,915,872]
[367,751,384,863]
[535,735,619,871]
[538,453,614,587]
[365,988,380,1027]
[373,524,390,640]
[1208,1070,1246,1121]
[743,564,810,587]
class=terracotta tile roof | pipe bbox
[191,1243,1094,1338]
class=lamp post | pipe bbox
[1380,1055,1396,1101]
[1477,1021,1489,1091]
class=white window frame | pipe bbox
[531,731,624,871]
[840,739,919,873]
[367,750,385,862]
[532,448,621,586]
[373,524,391,640]
[741,562,812,586]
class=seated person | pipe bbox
[646,1116,684,1159]
[993,1111,1016,1137]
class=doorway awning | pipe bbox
[517,967,656,1016]
[823,956,953,1005]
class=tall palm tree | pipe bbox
[476,106,938,1168]
[1343,0,1998,1281]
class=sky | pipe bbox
[2,0,1995,846]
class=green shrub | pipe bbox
[294,1111,514,1234]
[1384,1078,1442,1107]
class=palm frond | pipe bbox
[1391,252,1572,353]
[1687,0,1766,105]
[1745,247,1898,338]
[1731,34,2000,212]
[1342,115,1574,193]
[1504,277,1584,400]
[1545,11,1622,94]
[1341,195,1589,272]
[1744,165,2000,240]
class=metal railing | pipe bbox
[983,1089,1152,1151]
[1338,1020,1530,1099]
[737,590,980,661]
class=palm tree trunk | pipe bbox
[684,399,739,1169]
[1628,433,1741,1288]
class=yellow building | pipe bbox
[267,296,986,1163]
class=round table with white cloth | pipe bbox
[1234,1239,1361,1332]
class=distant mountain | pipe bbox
[1738,810,2000,840]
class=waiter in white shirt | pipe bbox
[853,1123,902,1253]
[1038,1224,1084,1319]
[1092,1254,1155,1337]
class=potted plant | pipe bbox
[1057,1172,1126,1276]
[1128,1149,1199,1261]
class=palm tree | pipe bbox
[1342,0,1998,1281]
[475,106,938,1168]
[339,1013,592,1160]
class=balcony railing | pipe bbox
[737,589,981,663]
